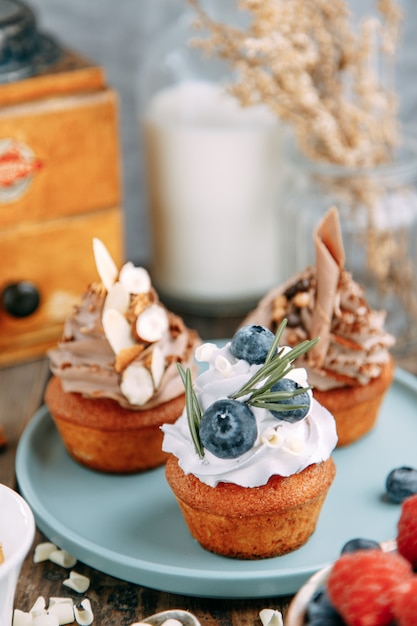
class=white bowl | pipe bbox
[285,565,332,626]
[0,483,36,626]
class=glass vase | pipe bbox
[282,136,417,354]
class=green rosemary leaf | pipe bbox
[229,323,319,412]
[177,363,204,458]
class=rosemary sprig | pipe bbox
[230,320,319,412]
[177,363,204,458]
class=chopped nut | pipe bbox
[293,291,310,308]
[115,344,145,373]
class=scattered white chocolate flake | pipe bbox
[30,597,47,613]
[13,609,32,626]
[136,304,169,342]
[102,308,136,354]
[261,427,283,447]
[284,438,307,454]
[47,599,74,625]
[74,599,94,626]
[104,282,130,315]
[63,571,90,594]
[259,609,283,626]
[151,345,165,389]
[195,342,217,362]
[214,355,232,377]
[48,549,77,569]
[93,238,118,292]
[32,614,59,626]
[33,543,57,563]
[119,262,151,294]
[121,364,154,405]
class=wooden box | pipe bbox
[0,50,124,366]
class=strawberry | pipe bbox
[397,494,417,568]
[393,577,417,626]
[327,549,412,626]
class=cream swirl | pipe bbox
[48,240,200,410]
[243,208,395,390]
[162,341,337,487]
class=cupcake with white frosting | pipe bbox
[45,239,200,473]
[162,322,337,559]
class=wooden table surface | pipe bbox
[1,312,416,626]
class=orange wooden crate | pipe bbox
[0,50,124,366]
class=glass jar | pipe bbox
[282,136,417,354]
[138,2,292,315]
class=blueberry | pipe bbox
[341,538,381,554]
[230,325,275,364]
[385,466,417,503]
[199,399,257,459]
[269,378,310,423]
[306,586,344,625]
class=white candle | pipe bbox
[143,81,289,308]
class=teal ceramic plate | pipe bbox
[15,368,417,599]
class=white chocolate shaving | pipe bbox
[13,609,32,626]
[33,543,57,563]
[47,600,74,625]
[136,304,169,343]
[104,282,130,315]
[48,549,77,568]
[119,262,151,294]
[259,609,283,626]
[63,571,90,593]
[30,598,47,613]
[195,342,217,362]
[214,355,232,377]
[93,238,118,292]
[74,599,94,626]
[32,615,59,626]
[121,364,154,406]
[261,427,283,447]
[102,309,136,354]
[151,345,165,389]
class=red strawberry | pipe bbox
[393,577,417,626]
[327,549,412,626]
[397,494,417,568]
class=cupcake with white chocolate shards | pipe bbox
[45,239,200,473]
[243,206,395,447]
[162,322,337,559]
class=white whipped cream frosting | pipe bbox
[162,341,338,488]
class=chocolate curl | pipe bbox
[309,206,345,366]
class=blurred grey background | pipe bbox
[28,0,417,267]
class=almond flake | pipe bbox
[136,304,169,343]
[119,262,151,294]
[121,364,154,406]
[92,238,118,292]
[102,309,136,354]
[104,282,130,315]
[151,346,165,389]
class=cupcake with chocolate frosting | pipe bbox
[45,239,200,473]
[243,206,395,446]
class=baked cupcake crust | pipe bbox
[312,356,394,447]
[45,375,185,473]
[165,455,336,559]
